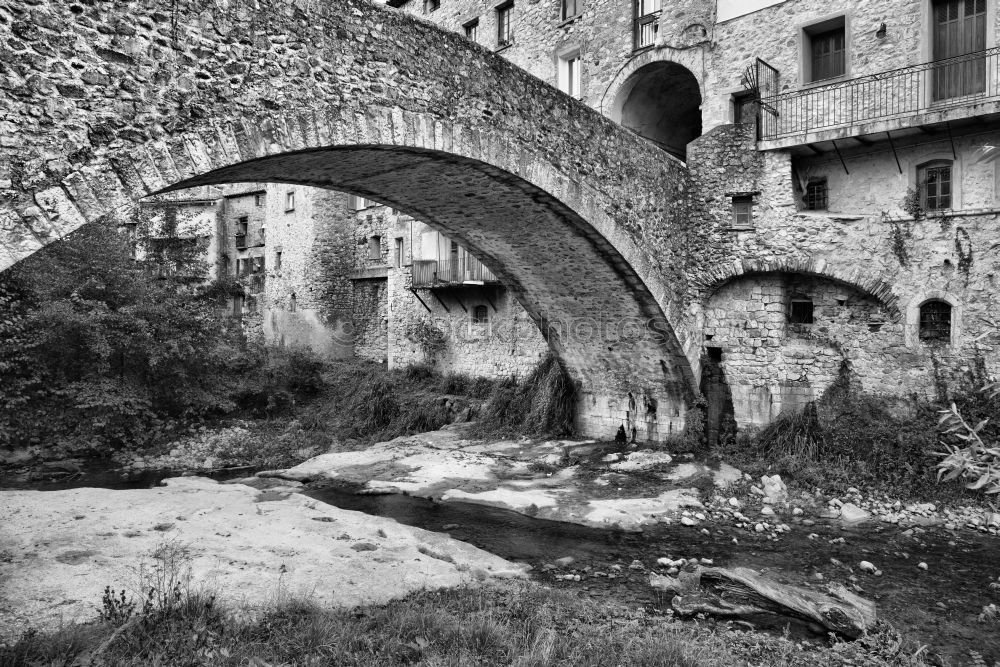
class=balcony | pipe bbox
[758,47,1000,149]
[411,257,498,288]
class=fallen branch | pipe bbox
[651,564,876,638]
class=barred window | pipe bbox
[804,179,828,210]
[789,298,814,324]
[919,300,952,344]
[472,305,489,324]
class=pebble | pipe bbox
[760,506,775,516]
[680,517,697,526]
[859,561,877,573]
[728,497,741,508]
[792,507,803,516]
[554,556,575,567]
[754,523,765,533]
[918,562,928,570]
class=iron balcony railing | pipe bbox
[759,46,1000,141]
[411,257,498,287]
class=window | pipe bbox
[803,16,846,83]
[252,256,265,273]
[424,0,440,12]
[236,217,248,235]
[254,193,264,207]
[368,236,382,261]
[634,0,660,50]
[561,0,580,21]
[232,294,243,318]
[285,191,295,211]
[804,178,828,210]
[559,53,582,98]
[789,298,814,324]
[732,91,757,126]
[496,2,513,47]
[350,195,371,211]
[472,305,489,324]
[731,195,753,227]
[464,18,478,40]
[918,160,953,211]
[289,293,297,313]
[919,300,952,344]
[275,250,282,271]
[933,0,986,100]
[394,237,404,268]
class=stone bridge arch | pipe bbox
[0,0,703,439]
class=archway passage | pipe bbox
[0,0,700,440]
[615,62,703,160]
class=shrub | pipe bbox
[474,354,576,438]
[935,382,1000,495]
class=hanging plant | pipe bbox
[955,226,973,277]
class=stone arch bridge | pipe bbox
[0,0,709,439]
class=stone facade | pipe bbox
[4,0,1000,440]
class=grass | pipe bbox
[716,370,1000,504]
[0,581,927,667]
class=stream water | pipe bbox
[3,465,998,664]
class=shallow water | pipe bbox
[4,464,998,664]
[305,484,1000,665]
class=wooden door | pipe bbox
[933,0,986,100]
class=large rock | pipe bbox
[0,477,526,639]
[839,502,873,524]
[760,474,788,505]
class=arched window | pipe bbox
[472,305,489,324]
[917,160,953,211]
[919,300,951,344]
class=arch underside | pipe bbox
[158,146,697,415]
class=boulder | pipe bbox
[760,475,788,505]
[839,503,872,524]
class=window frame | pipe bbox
[731,195,754,228]
[464,17,479,40]
[496,2,514,48]
[367,236,383,261]
[394,237,405,268]
[285,191,295,212]
[561,0,581,22]
[633,0,660,51]
[917,159,954,211]
[804,178,828,210]
[788,298,815,325]
[918,299,953,345]
[801,15,849,85]
[558,51,582,99]
[472,304,490,324]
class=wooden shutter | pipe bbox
[811,28,845,81]
[933,0,986,99]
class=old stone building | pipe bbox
[373,0,1000,438]
[3,0,1000,440]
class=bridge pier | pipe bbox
[576,389,688,444]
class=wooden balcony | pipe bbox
[758,47,1000,150]
[411,257,498,287]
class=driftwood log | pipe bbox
[650,565,876,638]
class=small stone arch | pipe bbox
[600,51,704,160]
[699,257,901,320]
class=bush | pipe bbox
[474,354,577,438]
[935,382,1000,495]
